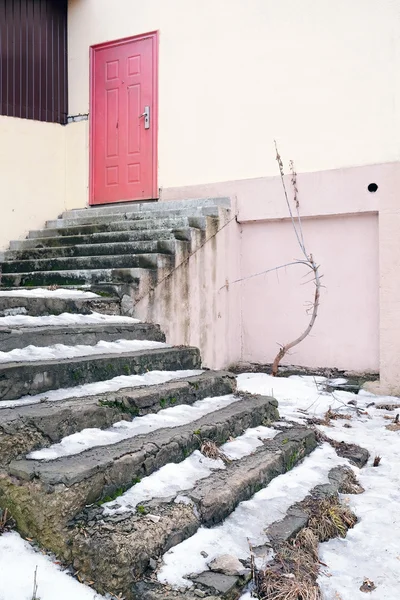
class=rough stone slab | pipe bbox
[0,296,121,317]
[27,216,212,239]
[47,206,222,229]
[0,371,236,463]
[1,394,278,555]
[0,346,201,400]
[1,252,174,275]
[62,197,230,220]
[0,267,148,288]
[8,228,195,251]
[69,426,315,599]
[4,239,184,262]
[0,321,165,351]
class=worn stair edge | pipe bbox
[0,371,236,463]
[0,296,121,317]
[0,321,165,352]
[0,266,154,289]
[46,206,224,229]
[4,239,188,262]
[130,463,355,600]
[8,228,197,251]
[27,215,214,239]
[0,346,201,401]
[1,394,278,555]
[62,197,231,220]
[1,252,175,275]
[70,428,316,598]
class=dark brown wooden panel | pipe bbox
[0,0,68,124]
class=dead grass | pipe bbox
[256,494,357,600]
[337,468,365,495]
[373,455,381,467]
[200,440,230,463]
[304,497,357,542]
[0,508,15,535]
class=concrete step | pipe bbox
[4,240,189,262]
[0,321,165,352]
[28,216,214,239]
[72,427,316,598]
[62,197,231,220]
[0,345,201,400]
[1,252,174,274]
[46,206,226,229]
[0,294,121,317]
[0,371,235,463]
[9,228,196,251]
[2,393,279,556]
[0,267,155,289]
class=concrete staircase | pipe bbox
[0,198,232,304]
[0,199,321,600]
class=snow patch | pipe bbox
[158,444,349,588]
[0,288,99,298]
[0,338,168,363]
[0,369,203,409]
[0,531,106,600]
[0,311,140,327]
[28,394,239,460]
[103,425,276,513]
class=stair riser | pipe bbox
[0,322,165,352]
[0,372,236,463]
[0,346,201,401]
[72,430,316,598]
[46,207,220,229]
[9,229,192,251]
[62,197,230,220]
[0,268,151,289]
[28,216,211,239]
[2,395,277,557]
[1,253,174,274]
[0,297,121,317]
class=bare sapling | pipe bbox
[271,142,321,375]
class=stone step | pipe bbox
[2,393,278,556]
[46,206,225,229]
[0,321,165,352]
[9,228,196,251]
[0,294,121,317]
[62,197,231,220]
[0,345,201,400]
[28,216,214,239]
[1,252,174,274]
[72,427,316,599]
[0,371,235,463]
[0,266,156,289]
[4,239,190,263]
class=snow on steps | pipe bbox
[70,427,316,598]
[0,392,279,559]
[0,371,235,463]
[0,345,201,400]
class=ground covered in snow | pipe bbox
[2,373,400,600]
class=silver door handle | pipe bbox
[139,106,150,129]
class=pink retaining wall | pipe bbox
[157,161,400,385]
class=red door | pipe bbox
[90,32,158,205]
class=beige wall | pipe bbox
[0,116,66,251]
[68,0,400,196]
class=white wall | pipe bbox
[68,0,400,191]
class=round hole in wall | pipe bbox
[368,183,378,193]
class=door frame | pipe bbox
[89,31,159,206]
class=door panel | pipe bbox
[90,33,157,205]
